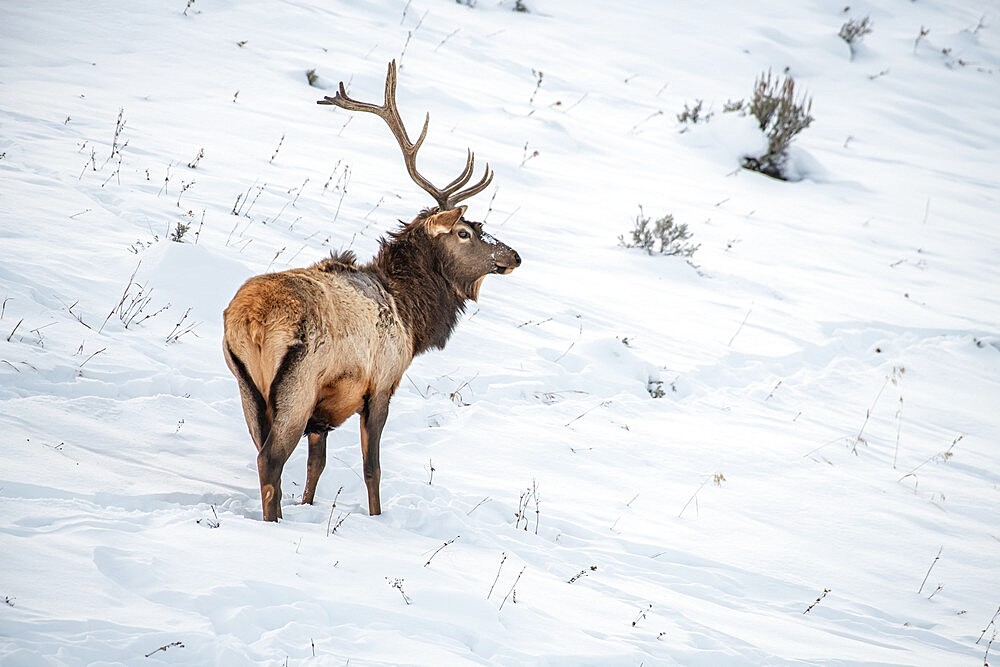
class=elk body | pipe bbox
[223,61,520,521]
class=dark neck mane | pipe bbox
[370,224,467,356]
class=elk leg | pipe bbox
[257,415,310,522]
[359,393,390,516]
[257,431,292,522]
[302,431,327,505]
[256,445,283,522]
[258,406,314,521]
[256,344,312,521]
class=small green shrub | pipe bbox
[742,70,813,180]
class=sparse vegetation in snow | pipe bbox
[619,207,699,259]
[742,70,814,180]
[0,1,997,665]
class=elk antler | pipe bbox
[318,60,493,211]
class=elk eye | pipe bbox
[458,229,471,239]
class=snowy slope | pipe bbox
[1,1,999,665]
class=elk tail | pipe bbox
[225,342,270,449]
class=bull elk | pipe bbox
[223,60,521,522]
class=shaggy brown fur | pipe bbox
[223,206,520,521]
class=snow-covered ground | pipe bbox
[2,1,998,664]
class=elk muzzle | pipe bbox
[482,230,521,275]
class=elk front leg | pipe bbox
[359,393,390,516]
[302,431,327,506]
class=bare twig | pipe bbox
[466,496,491,515]
[270,134,285,163]
[564,400,611,428]
[386,577,412,605]
[629,110,664,134]
[898,434,962,485]
[632,603,653,627]
[517,317,552,328]
[325,486,345,536]
[917,546,942,595]
[108,107,126,161]
[554,322,582,362]
[514,487,531,530]
[197,505,221,528]
[424,536,459,567]
[983,629,997,667]
[892,392,904,469]
[764,380,782,401]
[728,303,753,346]
[528,69,544,105]
[165,307,200,343]
[532,479,540,535]
[487,552,507,599]
[100,262,142,333]
[853,367,903,455]
[78,347,107,369]
[435,28,460,51]
[144,641,184,658]
[803,588,831,614]
[979,605,1000,644]
[328,511,351,535]
[563,92,588,112]
[6,318,23,342]
[499,566,525,611]
[678,478,709,518]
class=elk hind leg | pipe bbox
[258,402,312,521]
[360,393,390,516]
[258,344,312,522]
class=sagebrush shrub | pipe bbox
[742,70,813,180]
[677,100,713,126]
[840,16,873,58]
[722,98,745,113]
[619,208,699,259]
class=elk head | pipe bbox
[419,205,521,301]
[318,59,520,302]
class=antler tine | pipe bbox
[445,163,494,208]
[317,59,490,211]
[439,149,477,195]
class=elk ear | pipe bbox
[423,205,467,237]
